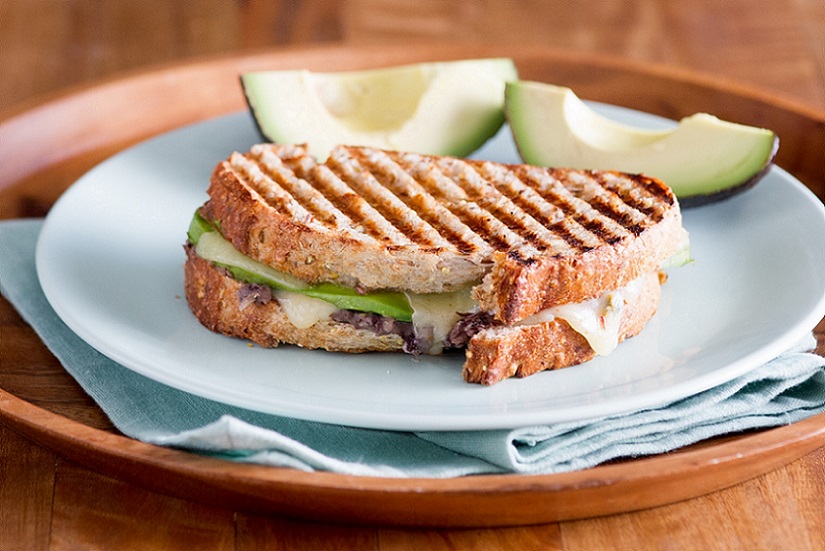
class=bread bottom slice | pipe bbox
[184,247,662,384]
[185,247,406,353]
[463,271,662,384]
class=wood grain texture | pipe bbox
[344,0,825,109]
[50,460,235,550]
[237,517,377,551]
[1,0,824,548]
[378,525,564,551]
[0,424,55,550]
[3,0,823,113]
[561,448,825,551]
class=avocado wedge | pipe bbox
[241,58,518,160]
[505,81,779,207]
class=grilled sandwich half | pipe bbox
[184,144,689,384]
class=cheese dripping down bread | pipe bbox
[184,143,688,384]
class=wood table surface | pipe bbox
[2,1,824,549]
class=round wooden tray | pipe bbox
[2,43,824,528]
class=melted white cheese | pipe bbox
[518,276,647,356]
[273,286,478,351]
[406,289,477,354]
[274,290,337,329]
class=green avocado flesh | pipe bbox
[187,213,414,322]
[241,58,518,160]
[660,236,692,269]
[505,81,778,205]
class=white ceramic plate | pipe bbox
[36,105,825,431]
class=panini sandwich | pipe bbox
[184,143,689,385]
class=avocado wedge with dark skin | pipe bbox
[239,59,518,160]
[505,81,780,207]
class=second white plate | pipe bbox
[36,105,825,431]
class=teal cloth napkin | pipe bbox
[2,219,824,477]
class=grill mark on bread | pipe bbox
[431,156,575,253]
[592,171,672,222]
[544,169,641,243]
[637,173,676,206]
[471,161,595,253]
[581,192,647,237]
[227,152,332,229]
[555,170,654,236]
[324,149,455,249]
[245,147,394,243]
[515,167,631,249]
[268,148,419,245]
[228,144,678,272]
[345,147,494,254]
[390,152,534,252]
[388,153,523,251]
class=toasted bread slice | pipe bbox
[202,144,686,323]
[184,246,662,384]
[463,271,662,384]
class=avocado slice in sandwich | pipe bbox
[188,211,414,321]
